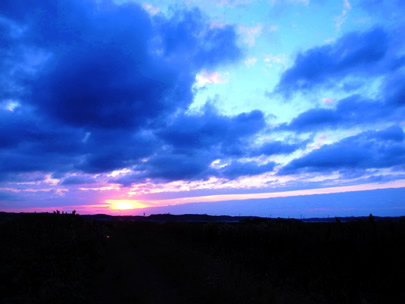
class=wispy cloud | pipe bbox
[335,0,352,31]
[244,57,257,67]
[215,0,252,6]
[270,0,310,6]
[238,25,263,46]
[264,54,287,68]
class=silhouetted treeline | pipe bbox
[1,213,405,303]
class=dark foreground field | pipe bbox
[1,213,405,304]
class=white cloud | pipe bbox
[195,70,229,86]
[2,99,20,112]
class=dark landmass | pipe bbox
[2,211,405,223]
[1,212,405,303]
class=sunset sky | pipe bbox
[1,0,405,216]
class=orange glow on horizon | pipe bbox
[106,200,147,210]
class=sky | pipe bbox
[1,0,405,217]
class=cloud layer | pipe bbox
[1,0,405,205]
[1,0,280,186]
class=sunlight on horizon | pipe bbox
[107,200,148,210]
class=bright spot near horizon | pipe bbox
[107,200,147,210]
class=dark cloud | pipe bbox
[278,63,405,132]
[3,0,401,188]
[1,0,241,131]
[383,72,405,106]
[0,0,282,184]
[157,105,265,156]
[159,9,241,69]
[76,129,158,173]
[114,155,277,185]
[142,152,213,182]
[280,95,393,132]
[274,27,391,95]
[61,176,98,186]
[359,173,405,184]
[372,125,404,142]
[0,104,159,178]
[271,24,405,134]
[218,161,276,179]
[359,0,405,15]
[111,106,270,184]
[0,191,20,202]
[26,3,231,129]
[0,107,84,178]
[279,126,405,175]
[112,151,214,185]
[250,140,305,156]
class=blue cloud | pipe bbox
[218,160,276,179]
[279,126,405,175]
[158,105,265,155]
[0,191,19,202]
[110,106,270,184]
[280,95,393,132]
[275,27,392,94]
[1,0,277,184]
[113,152,214,184]
[360,0,405,15]
[159,8,241,69]
[60,175,97,186]
[77,129,158,173]
[1,1,241,131]
[114,156,277,185]
[384,72,405,106]
[250,140,305,156]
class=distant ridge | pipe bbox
[1,211,405,223]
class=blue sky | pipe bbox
[1,0,405,216]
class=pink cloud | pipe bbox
[142,3,159,15]
[322,97,335,105]
[195,70,229,86]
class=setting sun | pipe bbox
[107,200,147,210]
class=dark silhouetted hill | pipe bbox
[1,212,405,303]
